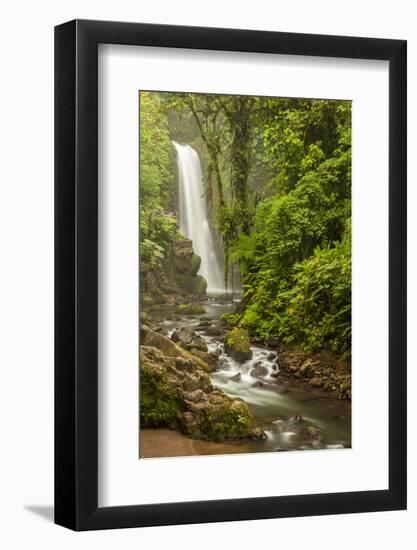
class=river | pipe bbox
[150,300,351,454]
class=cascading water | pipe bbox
[173,141,225,295]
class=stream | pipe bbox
[152,142,352,454]
[152,300,351,454]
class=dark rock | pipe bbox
[186,340,208,352]
[230,372,242,382]
[218,356,230,368]
[204,325,223,337]
[249,426,267,440]
[170,329,180,343]
[250,365,269,379]
[176,303,206,315]
[299,425,321,442]
[264,337,282,349]
[213,346,222,357]
[176,327,195,345]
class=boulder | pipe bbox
[173,273,207,298]
[188,349,219,372]
[250,365,269,379]
[192,275,208,296]
[140,324,209,372]
[224,328,253,363]
[186,340,208,352]
[171,326,194,346]
[264,336,282,350]
[204,325,224,337]
[140,341,264,441]
[172,238,201,275]
[139,311,151,325]
[176,303,206,315]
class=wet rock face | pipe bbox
[140,231,208,306]
[140,327,264,441]
[224,328,253,363]
[173,239,201,275]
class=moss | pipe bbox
[140,362,255,440]
[176,303,206,314]
[189,254,201,275]
[198,402,254,441]
[140,337,261,441]
[140,365,184,428]
[220,313,239,326]
[174,274,207,296]
[193,275,207,295]
[224,328,251,354]
[139,311,151,324]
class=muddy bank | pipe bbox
[140,428,251,458]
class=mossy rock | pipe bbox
[140,342,264,441]
[220,312,239,326]
[140,360,184,429]
[174,274,207,297]
[139,311,151,325]
[189,254,201,275]
[192,275,207,295]
[174,252,201,276]
[176,303,206,315]
[141,324,210,372]
[224,328,252,363]
[188,403,254,441]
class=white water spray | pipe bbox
[173,141,225,295]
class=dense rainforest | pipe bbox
[140,91,351,357]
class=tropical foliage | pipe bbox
[140,91,351,357]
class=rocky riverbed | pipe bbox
[140,299,351,458]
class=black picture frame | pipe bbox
[55,19,407,531]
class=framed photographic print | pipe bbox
[55,20,407,530]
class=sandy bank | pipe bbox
[140,428,251,458]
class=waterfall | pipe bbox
[173,141,225,296]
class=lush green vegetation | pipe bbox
[140,362,184,428]
[139,92,176,271]
[140,91,351,358]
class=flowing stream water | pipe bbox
[155,303,351,453]
[165,142,351,453]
